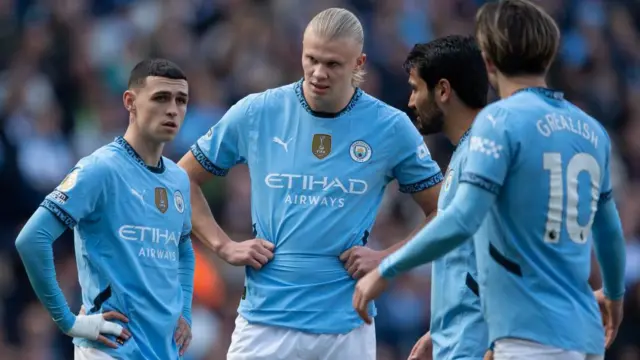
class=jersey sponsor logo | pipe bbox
[312,134,331,159]
[469,136,503,159]
[174,190,185,213]
[417,143,430,160]
[155,187,169,213]
[264,173,368,208]
[118,225,180,262]
[350,140,372,163]
[57,167,80,192]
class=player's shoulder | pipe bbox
[564,101,611,142]
[357,91,414,131]
[74,142,123,176]
[161,157,191,188]
[233,82,298,116]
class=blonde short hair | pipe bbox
[475,0,560,76]
[307,8,366,86]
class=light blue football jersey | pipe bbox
[431,129,487,360]
[42,137,193,359]
[460,88,611,355]
[191,79,443,333]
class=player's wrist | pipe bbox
[377,258,397,279]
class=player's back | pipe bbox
[46,137,192,359]
[471,88,608,354]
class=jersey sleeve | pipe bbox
[599,135,613,204]
[180,184,192,244]
[190,95,254,176]
[392,113,443,193]
[41,158,109,228]
[460,105,513,195]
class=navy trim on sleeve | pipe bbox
[599,190,613,204]
[180,232,191,244]
[398,172,444,194]
[460,172,502,195]
[40,199,77,228]
[189,143,229,176]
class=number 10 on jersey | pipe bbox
[543,152,601,244]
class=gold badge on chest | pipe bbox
[312,134,331,159]
[154,187,169,213]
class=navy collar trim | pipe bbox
[512,87,564,100]
[115,136,165,174]
[455,128,471,151]
[294,79,363,118]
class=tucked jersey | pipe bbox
[42,137,192,360]
[461,88,612,355]
[192,80,443,333]
[431,130,488,360]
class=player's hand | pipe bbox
[340,246,385,279]
[483,349,494,360]
[67,310,131,349]
[353,268,388,324]
[219,239,275,270]
[174,316,192,356]
[600,293,624,348]
[408,331,432,360]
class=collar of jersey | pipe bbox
[512,87,564,100]
[114,136,166,174]
[294,79,363,118]
[455,128,471,151]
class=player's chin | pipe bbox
[154,128,179,142]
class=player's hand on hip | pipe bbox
[601,295,624,348]
[174,316,192,356]
[352,268,388,324]
[219,238,274,269]
[66,311,131,349]
[408,331,432,360]
[340,246,385,279]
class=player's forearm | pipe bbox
[178,238,195,325]
[378,183,494,278]
[189,181,232,253]
[591,199,626,300]
[15,207,76,332]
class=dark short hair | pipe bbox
[475,0,560,76]
[404,35,488,109]
[127,58,187,88]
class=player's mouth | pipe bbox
[310,82,330,94]
[161,121,178,130]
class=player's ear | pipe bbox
[481,51,497,76]
[356,53,366,69]
[436,79,451,104]
[123,90,137,114]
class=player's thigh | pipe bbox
[227,315,300,360]
[493,339,593,360]
[320,320,376,360]
[74,346,116,360]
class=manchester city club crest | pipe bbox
[174,190,185,213]
[312,134,331,159]
[444,169,455,192]
[155,187,169,213]
[350,140,372,163]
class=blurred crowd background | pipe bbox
[1,0,639,359]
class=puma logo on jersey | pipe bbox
[273,137,294,152]
[131,188,145,203]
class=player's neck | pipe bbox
[123,130,164,168]
[444,106,479,146]
[303,81,355,114]
[497,74,548,99]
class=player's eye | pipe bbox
[307,56,318,64]
[153,94,170,102]
[176,98,187,105]
[327,62,339,68]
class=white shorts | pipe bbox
[227,315,376,360]
[493,339,604,360]
[74,346,115,360]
